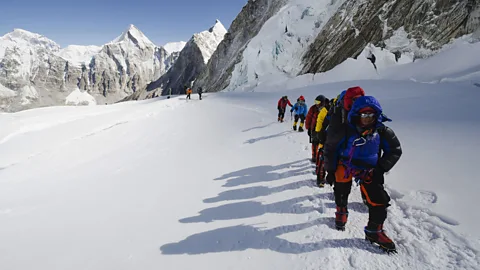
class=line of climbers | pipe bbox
[276,87,402,253]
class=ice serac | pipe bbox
[301,0,480,74]
[0,25,172,111]
[123,20,227,100]
[221,0,347,92]
[194,0,288,93]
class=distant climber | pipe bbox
[277,96,293,122]
[291,96,308,132]
[393,51,401,62]
[198,87,203,100]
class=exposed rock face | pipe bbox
[73,25,170,101]
[123,20,227,101]
[147,39,206,96]
[0,25,174,111]
[301,0,480,74]
[193,0,288,93]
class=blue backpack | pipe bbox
[340,131,380,171]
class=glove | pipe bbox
[277,106,281,110]
[307,129,312,137]
[326,171,336,186]
[290,109,293,113]
[371,165,385,184]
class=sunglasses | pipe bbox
[360,113,375,118]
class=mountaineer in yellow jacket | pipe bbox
[313,95,331,187]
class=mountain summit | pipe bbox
[194,19,227,64]
[110,24,156,49]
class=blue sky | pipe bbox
[0,0,247,47]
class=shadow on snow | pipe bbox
[214,159,312,188]
[244,130,294,144]
[160,218,383,255]
[242,121,277,132]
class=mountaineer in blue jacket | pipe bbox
[325,94,402,253]
[290,95,308,132]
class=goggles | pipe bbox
[314,100,322,105]
[360,113,375,118]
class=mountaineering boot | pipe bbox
[335,206,348,230]
[293,122,297,131]
[364,222,396,253]
[278,117,281,122]
[280,118,284,123]
[316,174,325,188]
[298,123,304,132]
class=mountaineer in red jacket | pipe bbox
[277,96,293,122]
[305,95,328,163]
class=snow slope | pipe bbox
[0,82,479,269]
[163,41,187,54]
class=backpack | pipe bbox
[340,130,381,171]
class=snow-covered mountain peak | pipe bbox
[110,24,155,49]
[193,20,227,64]
[1,28,60,52]
[209,19,227,34]
[163,41,187,54]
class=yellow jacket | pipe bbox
[315,106,328,133]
